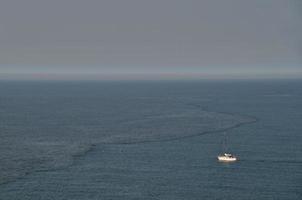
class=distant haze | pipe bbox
[0,0,301,80]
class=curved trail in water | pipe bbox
[105,103,258,145]
[0,103,258,186]
[0,143,97,186]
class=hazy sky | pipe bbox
[0,0,301,79]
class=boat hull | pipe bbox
[217,156,237,162]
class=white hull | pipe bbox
[217,156,237,162]
[217,153,237,162]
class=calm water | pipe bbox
[0,80,301,200]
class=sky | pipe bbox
[0,0,301,80]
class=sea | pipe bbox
[0,80,301,200]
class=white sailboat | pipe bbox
[217,153,237,162]
[217,132,237,162]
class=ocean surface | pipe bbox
[0,80,301,200]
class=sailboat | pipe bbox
[217,132,237,162]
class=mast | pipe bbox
[222,132,228,153]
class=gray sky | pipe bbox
[0,0,301,79]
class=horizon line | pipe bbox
[0,72,302,81]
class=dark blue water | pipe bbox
[0,80,301,200]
